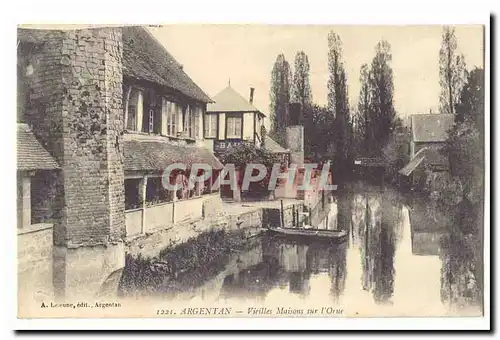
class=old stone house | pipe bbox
[399,114,454,186]
[16,26,223,302]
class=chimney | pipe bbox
[249,87,255,104]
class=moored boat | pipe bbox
[267,227,348,243]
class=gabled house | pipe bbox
[205,84,266,154]
[121,26,223,235]
[409,114,454,160]
[16,26,225,301]
[399,114,454,184]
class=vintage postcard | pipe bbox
[15,22,489,328]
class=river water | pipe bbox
[120,182,483,317]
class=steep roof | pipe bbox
[264,136,289,154]
[122,26,212,103]
[207,86,263,114]
[411,114,454,142]
[124,139,222,172]
[17,26,212,103]
[17,124,60,171]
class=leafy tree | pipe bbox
[439,26,466,115]
[269,54,292,146]
[327,32,349,118]
[354,63,373,156]
[291,51,312,111]
[440,67,484,205]
[368,40,396,156]
[303,104,335,162]
[382,117,411,182]
[455,67,485,131]
[219,142,279,169]
[327,32,353,177]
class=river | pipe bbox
[119,182,483,317]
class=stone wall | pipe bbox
[127,201,304,260]
[18,224,54,305]
[285,125,304,167]
[20,27,125,247]
[18,27,126,299]
[127,207,262,259]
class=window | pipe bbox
[194,106,200,139]
[148,109,154,134]
[142,93,161,134]
[127,107,137,131]
[125,178,142,210]
[146,177,173,205]
[204,114,217,138]
[126,89,143,132]
[163,98,177,137]
[226,116,242,139]
[184,105,195,139]
[174,172,189,200]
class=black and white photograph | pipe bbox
[12,18,489,330]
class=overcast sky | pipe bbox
[149,25,484,120]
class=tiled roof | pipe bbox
[18,26,212,103]
[264,136,288,154]
[207,86,264,114]
[124,139,223,172]
[411,114,454,142]
[122,26,213,103]
[17,124,60,171]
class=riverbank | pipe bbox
[125,198,304,259]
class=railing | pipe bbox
[284,190,331,229]
[307,190,331,227]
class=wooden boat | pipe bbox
[267,226,348,243]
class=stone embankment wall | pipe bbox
[127,199,304,260]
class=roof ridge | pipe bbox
[208,85,262,113]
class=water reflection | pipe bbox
[121,182,483,316]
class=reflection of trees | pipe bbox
[303,240,348,301]
[357,189,403,304]
[328,242,348,301]
[439,203,482,310]
[219,256,285,301]
[258,236,348,300]
[261,237,312,296]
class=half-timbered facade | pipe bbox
[205,85,266,155]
